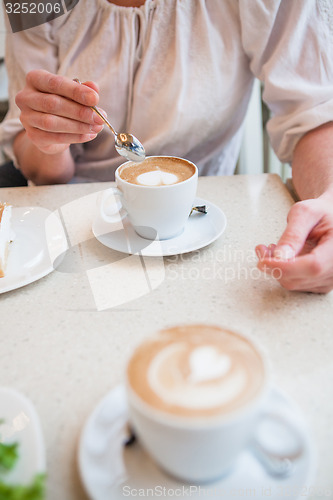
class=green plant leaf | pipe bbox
[0,473,46,500]
[0,443,19,472]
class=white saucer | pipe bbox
[92,197,226,256]
[78,385,316,500]
[0,387,46,484]
[0,207,67,294]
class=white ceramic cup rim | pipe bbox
[126,329,272,429]
[116,156,198,189]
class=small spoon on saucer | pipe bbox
[74,78,146,162]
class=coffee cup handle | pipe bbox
[99,188,127,223]
[251,410,305,477]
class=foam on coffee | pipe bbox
[119,157,196,186]
[127,325,265,418]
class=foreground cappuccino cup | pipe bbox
[126,325,270,483]
[99,156,198,240]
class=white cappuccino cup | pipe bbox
[125,325,302,483]
[99,156,198,240]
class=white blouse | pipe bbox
[1,0,332,182]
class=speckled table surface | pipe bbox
[0,174,332,500]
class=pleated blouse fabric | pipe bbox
[1,0,332,182]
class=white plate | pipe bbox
[78,385,316,500]
[0,207,67,294]
[92,197,226,256]
[0,388,46,485]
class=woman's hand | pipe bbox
[256,192,333,293]
[15,69,104,155]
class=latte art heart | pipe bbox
[147,343,247,409]
[136,169,179,186]
[188,346,232,383]
[127,325,266,418]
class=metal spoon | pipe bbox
[73,78,146,162]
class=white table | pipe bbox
[1,174,332,500]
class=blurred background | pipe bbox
[0,2,290,181]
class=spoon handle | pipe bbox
[73,78,116,137]
[90,105,116,136]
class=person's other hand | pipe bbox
[255,193,333,293]
[15,70,104,155]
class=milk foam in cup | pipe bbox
[126,325,270,483]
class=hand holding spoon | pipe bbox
[74,78,145,162]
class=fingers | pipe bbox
[255,244,276,260]
[15,70,106,153]
[257,232,333,292]
[82,80,100,94]
[26,128,98,152]
[18,91,103,125]
[26,70,99,107]
[27,109,101,135]
[256,198,333,293]
[272,200,323,259]
[16,70,105,125]
[281,234,333,278]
